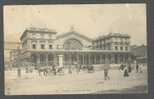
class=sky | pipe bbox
[4,4,147,45]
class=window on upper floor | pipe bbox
[125,46,128,51]
[49,45,52,49]
[115,46,118,50]
[32,44,36,49]
[120,46,123,50]
[41,44,45,49]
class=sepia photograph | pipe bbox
[4,4,148,95]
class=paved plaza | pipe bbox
[5,66,148,95]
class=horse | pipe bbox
[81,64,94,73]
[36,66,52,76]
[87,65,94,73]
[56,66,64,75]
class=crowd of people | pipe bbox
[16,60,145,81]
[103,60,145,81]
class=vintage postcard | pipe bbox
[4,4,148,95]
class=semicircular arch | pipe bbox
[63,38,83,50]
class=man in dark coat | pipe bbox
[123,66,129,77]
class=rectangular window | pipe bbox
[125,47,128,50]
[120,46,123,50]
[49,45,52,49]
[115,46,118,50]
[32,44,36,49]
[41,44,45,49]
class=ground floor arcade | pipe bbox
[19,50,134,67]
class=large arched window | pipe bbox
[63,39,83,50]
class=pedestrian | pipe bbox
[17,67,21,78]
[136,63,139,73]
[139,63,144,73]
[25,66,28,73]
[52,63,57,75]
[119,63,125,72]
[74,61,79,74]
[123,66,129,77]
[104,61,110,80]
[127,63,132,73]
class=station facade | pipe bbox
[19,27,133,67]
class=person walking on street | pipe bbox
[139,63,144,73]
[17,67,21,78]
[127,63,132,73]
[104,61,110,80]
[119,63,125,72]
[52,63,57,75]
[123,66,129,77]
[136,63,139,73]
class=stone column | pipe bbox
[30,39,32,49]
[77,53,80,64]
[71,53,73,65]
[54,54,57,65]
[89,54,91,64]
[58,55,63,67]
[92,54,94,64]
[86,54,88,64]
[111,54,115,64]
[123,54,126,63]
[120,54,123,64]
[45,53,48,66]
[27,39,31,49]
[122,54,124,63]
[103,54,106,64]
[128,55,132,63]
[99,55,101,64]
[100,54,102,64]
[82,54,84,65]
[37,40,39,49]
[94,54,97,64]
[68,53,71,65]
[101,54,105,64]
[105,54,109,64]
[117,54,120,64]
[37,53,40,66]
[68,53,72,74]
[46,40,48,49]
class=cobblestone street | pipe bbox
[5,66,148,95]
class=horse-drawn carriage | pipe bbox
[35,64,65,76]
[81,64,95,73]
